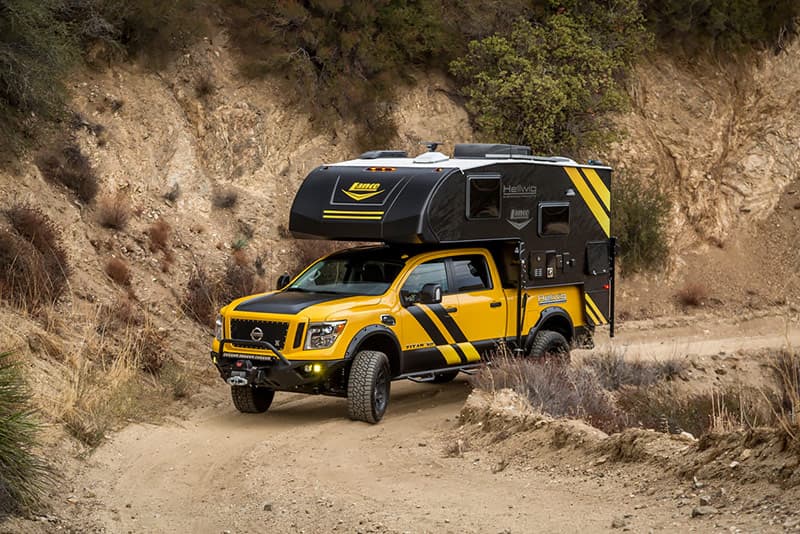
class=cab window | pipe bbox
[401,259,448,294]
[451,255,492,292]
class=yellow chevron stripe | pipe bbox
[437,344,462,365]
[581,168,610,211]
[322,215,382,220]
[323,210,385,215]
[565,167,610,237]
[584,305,601,326]
[458,342,482,362]
[585,294,607,324]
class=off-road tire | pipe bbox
[347,350,391,423]
[231,386,275,413]
[528,330,570,362]
[430,370,460,383]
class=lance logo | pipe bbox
[507,208,532,230]
[342,182,383,201]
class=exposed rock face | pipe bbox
[609,40,800,249]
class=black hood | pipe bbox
[234,290,346,315]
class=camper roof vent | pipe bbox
[453,143,532,159]
[359,150,408,159]
[413,151,449,164]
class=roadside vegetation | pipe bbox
[0,351,51,515]
[473,349,800,440]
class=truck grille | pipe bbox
[230,319,290,350]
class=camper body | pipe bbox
[211,144,614,422]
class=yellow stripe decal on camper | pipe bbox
[437,344,462,365]
[585,294,607,324]
[581,168,611,212]
[458,342,482,362]
[565,168,610,237]
[322,209,384,221]
[584,304,601,326]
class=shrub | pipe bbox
[450,2,648,156]
[148,219,171,252]
[0,205,70,311]
[104,257,131,286]
[0,351,51,514]
[676,282,708,307]
[96,193,131,230]
[612,172,670,274]
[582,351,686,391]
[182,258,264,327]
[195,74,215,98]
[0,0,76,154]
[772,350,800,439]
[35,141,99,203]
[471,354,621,433]
[641,0,800,55]
[212,187,238,209]
[221,0,453,149]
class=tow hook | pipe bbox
[227,376,248,386]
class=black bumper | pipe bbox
[211,338,349,396]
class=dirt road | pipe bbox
[58,312,799,533]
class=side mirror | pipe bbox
[419,283,442,304]
[276,273,291,290]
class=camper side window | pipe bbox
[467,175,501,219]
[538,202,570,236]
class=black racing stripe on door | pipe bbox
[407,306,448,346]
[427,304,467,343]
[451,344,468,364]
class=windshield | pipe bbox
[287,256,405,296]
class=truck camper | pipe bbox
[211,143,615,422]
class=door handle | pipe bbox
[490,301,502,308]
[445,307,458,313]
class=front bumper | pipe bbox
[211,338,349,396]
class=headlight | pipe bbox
[305,321,346,350]
[214,315,224,340]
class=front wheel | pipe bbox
[528,330,570,362]
[347,350,391,423]
[231,385,274,413]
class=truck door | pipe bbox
[447,254,506,357]
[396,258,463,374]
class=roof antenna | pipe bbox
[420,141,442,152]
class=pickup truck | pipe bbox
[211,243,591,423]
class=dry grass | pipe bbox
[676,282,708,307]
[0,205,70,311]
[182,257,265,327]
[96,193,131,230]
[104,257,131,286]
[582,351,687,390]
[212,187,238,209]
[35,141,99,203]
[147,219,174,271]
[772,350,800,440]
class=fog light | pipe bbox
[303,364,313,373]
[312,363,323,373]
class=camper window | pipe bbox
[451,255,492,292]
[538,202,570,236]
[467,175,501,219]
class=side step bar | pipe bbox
[397,362,485,382]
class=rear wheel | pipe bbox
[347,350,391,423]
[528,330,570,362]
[430,370,460,383]
[231,386,275,413]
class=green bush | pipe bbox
[641,0,800,55]
[220,0,454,148]
[0,0,76,152]
[0,351,51,515]
[450,1,648,157]
[612,172,670,274]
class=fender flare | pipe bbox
[343,324,402,360]
[524,306,574,353]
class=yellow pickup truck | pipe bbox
[211,143,614,423]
